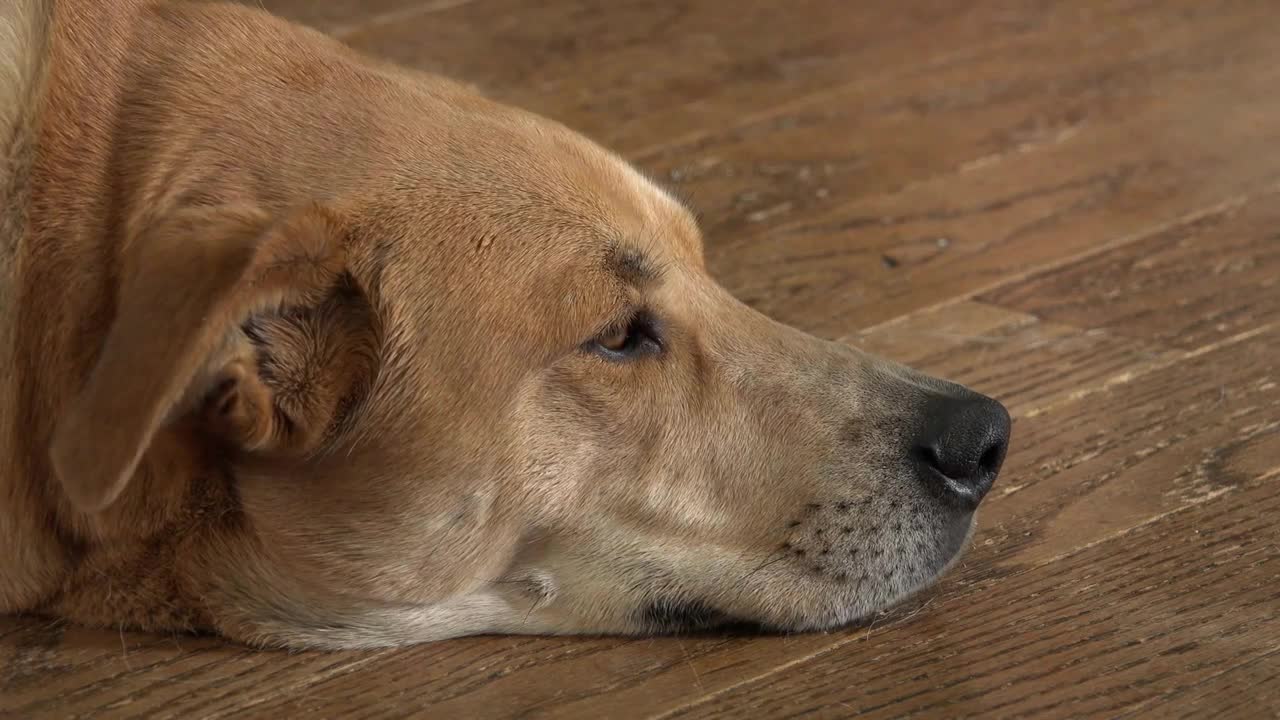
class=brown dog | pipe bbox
[0,0,1011,649]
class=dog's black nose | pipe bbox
[912,390,1011,510]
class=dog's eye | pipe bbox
[586,312,662,360]
[596,327,631,352]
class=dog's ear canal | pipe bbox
[50,203,379,514]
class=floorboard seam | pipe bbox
[854,185,1278,338]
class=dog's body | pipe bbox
[1,0,1011,648]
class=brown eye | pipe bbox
[586,312,662,361]
[597,327,630,352]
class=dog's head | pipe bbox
[47,29,1009,647]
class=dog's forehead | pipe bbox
[344,116,707,378]
[363,106,701,288]
[565,151,704,279]
[489,117,702,267]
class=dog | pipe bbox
[0,0,1011,649]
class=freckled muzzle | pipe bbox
[776,497,958,586]
[700,378,1012,632]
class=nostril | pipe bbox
[978,439,1006,475]
[914,440,981,484]
[915,444,943,473]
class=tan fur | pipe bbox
[1,0,56,615]
[1,0,1009,648]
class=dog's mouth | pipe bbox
[632,512,978,637]
[637,599,767,636]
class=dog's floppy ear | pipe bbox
[50,203,356,513]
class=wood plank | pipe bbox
[337,0,1160,155]
[0,621,376,719]
[1116,648,1280,720]
[217,315,1280,718]
[844,302,1177,420]
[714,110,1280,339]
[980,189,1280,349]
[637,0,1261,251]
[652,15,1280,336]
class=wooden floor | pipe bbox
[5,1,1280,717]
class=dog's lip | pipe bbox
[937,511,978,572]
[637,594,898,637]
[637,598,767,635]
[640,598,729,629]
[629,510,978,637]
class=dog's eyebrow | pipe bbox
[607,245,662,287]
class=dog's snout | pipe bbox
[912,391,1011,510]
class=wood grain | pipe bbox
[336,0,1161,155]
[637,0,1266,251]
[980,188,1280,350]
[701,45,1280,335]
[5,0,1280,718]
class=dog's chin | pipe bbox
[634,513,978,637]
